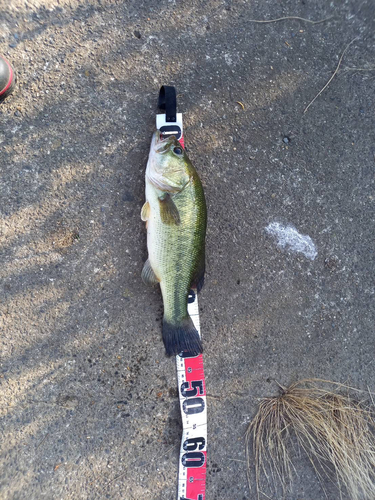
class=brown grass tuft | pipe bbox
[246,379,375,499]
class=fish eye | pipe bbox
[173,146,183,155]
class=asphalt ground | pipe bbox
[1,0,375,499]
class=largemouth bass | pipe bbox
[141,131,207,356]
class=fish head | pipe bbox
[146,131,190,192]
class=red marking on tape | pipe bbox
[185,355,206,396]
[185,451,207,499]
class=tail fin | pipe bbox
[162,315,203,357]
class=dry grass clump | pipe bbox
[246,379,375,499]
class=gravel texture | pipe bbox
[1,0,375,499]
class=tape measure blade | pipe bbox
[156,107,207,500]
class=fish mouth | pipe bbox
[152,130,175,154]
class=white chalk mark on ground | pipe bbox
[265,222,317,260]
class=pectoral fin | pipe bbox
[141,201,150,221]
[141,259,159,286]
[158,194,180,225]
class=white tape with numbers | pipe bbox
[156,111,207,500]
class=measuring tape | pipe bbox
[156,86,207,500]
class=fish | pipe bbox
[141,131,207,356]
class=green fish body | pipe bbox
[141,131,207,356]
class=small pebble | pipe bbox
[133,30,141,39]
[324,256,339,271]
[283,136,290,144]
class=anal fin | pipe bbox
[141,259,159,285]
